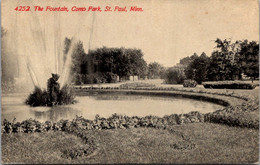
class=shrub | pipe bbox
[164,67,186,84]
[93,74,106,84]
[103,72,118,83]
[25,86,76,106]
[119,82,155,89]
[58,85,76,105]
[25,87,49,106]
[202,81,256,89]
[183,79,197,88]
[204,100,259,129]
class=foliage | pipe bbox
[184,52,210,84]
[179,53,199,67]
[209,39,241,80]
[175,39,259,83]
[88,47,147,80]
[164,65,186,84]
[71,40,88,75]
[58,85,76,105]
[204,99,259,128]
[207,39,259,81]
[65,41,148,84]
[237,40,259,82]
[119,82,156,89]
[25,87,49,106]
[147,62,166,79]
[25,86,76,106]
[183,79,197,88]
[103,72,118,83]
[74,72,118,85]
[202,81,256,89]
[2,111,205,134]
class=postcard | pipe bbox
[1,0,259,164]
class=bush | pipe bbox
[103,72,118,83]
[58,85,76,105]
[164,67,186,84]
[204,99,259,129]
[183,79,197,88]
[25,86,76,106]
[204,110,259,129]
[202,81,256,89]
[25,87,49,106]
[93,74,106,84]
[82,74,95,84]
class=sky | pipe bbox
[2,0,259,69]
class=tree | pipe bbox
[71,41,87,74]
[127,49,147,79]
[87,47,147,81]
[148,62,165,79]
[165,65,186,84]
[184,52,210,84]
[238,40,259,82]
[179,53,198,67]
[207,38,240,81]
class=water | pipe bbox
[1,93,224,122]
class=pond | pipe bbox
[1,93,224,122]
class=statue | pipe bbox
[47,73,60,105]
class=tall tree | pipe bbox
[70,40,87,75]
[238,40,259,82]
[179,53,198,67]
[185,52,209,84]
[147,62,165,79]
[88,47,147,80]
[207,38,240,81]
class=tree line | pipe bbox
[68,38,259,85]
[65,38,148,84]
[2,33,258,89]
[164,38,259,84]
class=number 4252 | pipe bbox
[14,6,30,11]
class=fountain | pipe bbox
[10,10,92,106]
[5,9,97,106]
[25,73,76,107]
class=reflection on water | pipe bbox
[2,93,224,122]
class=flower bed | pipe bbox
[202,81,256,89]
[119,82,156,89]
[204,99,259,129]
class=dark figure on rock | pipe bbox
[47,73,60,105]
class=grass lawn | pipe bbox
[2,123,259,164]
